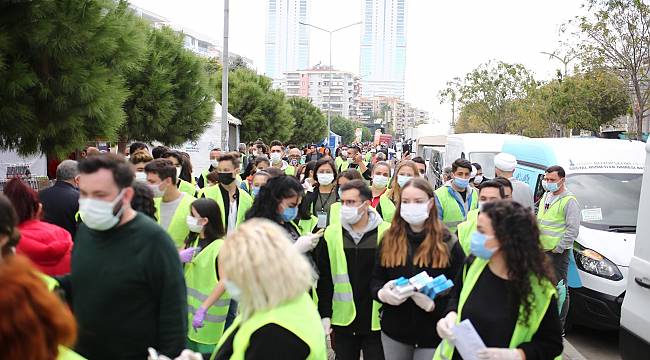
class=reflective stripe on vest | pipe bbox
[324,221,390,330]
[536,192,576,251]
[434,185,478,233]
[185,239,230,344]
[457,209,479,256]
[154,194,196,248]
[213,293,326,360]
[199,185,253,230]
[433,258,558,360]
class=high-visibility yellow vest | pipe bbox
[335,156,345,170]
[212,293,326,360]
[178,179,197,197]
[537,192,577,251]
[285,166,296,176]
[298,216,319,235]
[434,185,478,233]
[324,222,390,330]
[185,238,230,345]
[376,194,395,223]
[39,272,60,291]
[58,345,86,360]
[457,209,479,255]
[201,169,211,188]
[198,185,253,230]
[433,258,559,360]
[154,194,196,248]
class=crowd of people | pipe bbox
[0,139,579,360]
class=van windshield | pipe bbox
[566,173,642,228]
[469,152,498,178]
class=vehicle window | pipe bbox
[566,173,642,228]
[468,152,498,178]
[533,174,545,210]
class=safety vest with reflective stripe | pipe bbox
[154,194,196,248]
[213,293,326,360]
[324,221,390,330]
[39,272,60,291]
[178,179,197,197]
[434,185,478,233]
[433,258,558,360]
[457,209,479,255]
[375,194,396,223]
[285,166,296,176]
[198,185,253,230]
[297,215,319,235]
[58,345,86,360]
[537,192,577,251]
[185,238,230,345]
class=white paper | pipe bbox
[451,319,486,360]
[581,208,603,222]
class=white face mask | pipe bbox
[176,167,182,179]
[135,171,147,183]
[317,173,334,185]
[474,175,484,184]
[78,190,125,231]
[148,182,166,198]
[186,215,204,233]
[225,280,242,301]
[400,201,430,226]
[341,150,348,158]
[340,204,364,225]
[270,152,282,163]
[397,175,413,188]
[210,160,219,168]
[372,175,389,188]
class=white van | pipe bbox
[620,138,650,358]
[415,135,446,188]
[502,137,646,330]
[445,133,527,179]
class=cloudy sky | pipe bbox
[129,0,585,132]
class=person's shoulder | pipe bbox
[128,214,177,248]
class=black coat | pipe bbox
[39,181,79,238]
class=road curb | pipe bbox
[564,339,588,360]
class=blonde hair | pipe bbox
[219,218,315,320]
[388,160,421,203]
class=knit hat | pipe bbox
[494,153,517,171]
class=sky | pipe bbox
[129,0,585,133]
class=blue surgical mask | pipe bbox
[470,231,498,259]
[252,186,260,197]
[281,206,298,222]
[542,180,559,192]
[453,177,470,189]
[397,175,412,188]
[225,280,242,301]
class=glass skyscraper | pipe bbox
[359,0,407,98]
[265,0,310,80]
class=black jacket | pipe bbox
[39,181,79,238]
[316,226,380,334]
[370,228,465,348]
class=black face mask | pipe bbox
[217,172,235,185]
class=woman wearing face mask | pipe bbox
[211,219,326,360]
[371,178,465,360]
[434,201,562,360]
[387,160,420,205]
[298,158,339,229]
[370,161,396,223]
[180,198,229,355]
[129,150,153,183]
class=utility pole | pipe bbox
[221,0,230,151]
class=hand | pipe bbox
[354,154,363,164]
[477,348,523,360]
[179,247,199,263]
[436,311,457,342]
[378,280,413,306]
[321,317,332,335]
[192,307,207,331]
[294,235,319,253]
[175,350,204,360]
[411,292,435,312]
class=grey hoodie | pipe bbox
[342,208,384,244]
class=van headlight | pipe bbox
[573,244,623,281]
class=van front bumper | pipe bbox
[569,286,624,330]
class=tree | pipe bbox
[578,0,650,138]
[215,67,294,143]
[0,0,146,157]
[443,61,538,133]
[361,127,373,142]
[287,97,326,145]
[330,115,357,144]
[438,77,462,127]
[121,26,214,146]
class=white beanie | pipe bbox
[494,153,517,172]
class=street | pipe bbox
[567,325,621,360]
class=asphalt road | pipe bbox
[566,325,621,360]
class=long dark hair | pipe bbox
[246,175,304,223]
[185,198,226,248]
[481,200,556,325]
[381,178,449,268]
[130,181,157,221]
[0,194,20,258]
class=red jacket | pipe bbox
[16,219,72,276]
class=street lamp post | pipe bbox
[299,21,361,146]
